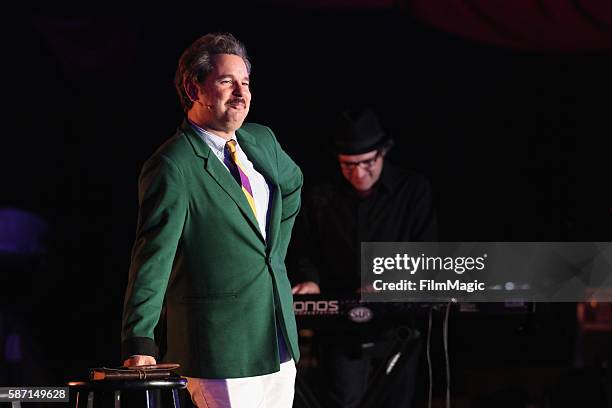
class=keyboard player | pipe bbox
[289,108,437,408]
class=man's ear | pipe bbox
[185,81,200,103]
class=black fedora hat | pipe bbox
[332,108,392,155]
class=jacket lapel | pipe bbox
[182,121,264,242]
[237,128,281,252]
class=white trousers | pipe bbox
[185,360,296,408]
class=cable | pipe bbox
[426,307,433,408]
[443,302,452,408]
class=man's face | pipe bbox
[198,53,251,132]
[338,149,384,194]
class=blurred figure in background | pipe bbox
[291,108,437,408]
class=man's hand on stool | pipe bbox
[123,355,157,367]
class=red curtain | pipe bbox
[267,0,612,52]
[405,0,612,52]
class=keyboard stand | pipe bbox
[358,326,421,408]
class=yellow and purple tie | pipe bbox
[225,140,257,217]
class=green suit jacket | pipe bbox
[121,120,302,378]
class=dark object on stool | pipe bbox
[68,377,187,408]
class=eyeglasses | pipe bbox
[339,151,382,171]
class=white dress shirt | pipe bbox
[189,121,271,241]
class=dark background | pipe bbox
[1,3,611,405]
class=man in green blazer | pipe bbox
[121,33,302,407]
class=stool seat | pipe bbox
[68,377,187,391]
[68,377,187,408]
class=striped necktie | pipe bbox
[225,140,258,217]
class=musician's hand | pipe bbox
[123,355,156,368]
[357,284,376,294]
[292,281,320,294]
